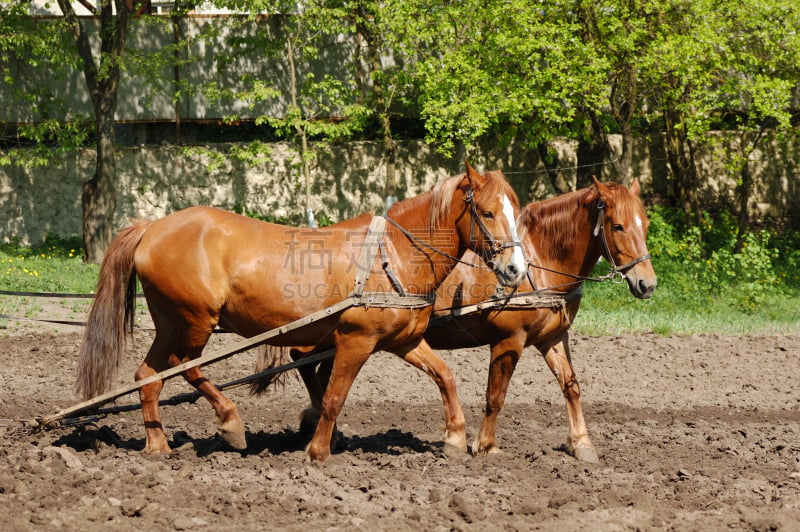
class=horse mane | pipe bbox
[518,185,599,262]
[428,170,519,228]
[385,175,458,229]
[386,170,519,231]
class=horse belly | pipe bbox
[425,313,494,349]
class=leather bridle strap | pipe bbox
[593,199,651,280]
[463,189,524,261]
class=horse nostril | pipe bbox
[507,263,519,276]
[638,278,655,297]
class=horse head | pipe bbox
[455,162,527,287]
[592,176,657,299]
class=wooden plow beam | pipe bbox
[36,291,432,430]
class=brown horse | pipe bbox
[75,163,527,462]
[425,177,656,462]
[266,177,656,462]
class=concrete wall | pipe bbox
[1,134,798,246]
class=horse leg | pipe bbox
[541,333,599,463]
[292,347,328,433]
[306,336,375,462]
[180,363,247,450]
[136,325,246,453]
[291,350,345,450]
[472,335,524,455]
[135,334,175,454]
[394,339,468,455]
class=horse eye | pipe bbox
[612,224,624,232]
[482,211,494,219]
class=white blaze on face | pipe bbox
[501,194,527,275]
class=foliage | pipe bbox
[3,0,800,249]
[0,3,90,166]
[381,0,607,155]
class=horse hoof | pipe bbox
[305,443,329,463]
[219,420,248,450]
[573,444,600,463]
[444,431,468,454]
[471,437,503,456]
[443,441,469,458]
[142,445,172,455]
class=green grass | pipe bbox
[0,236,98,293]
[574,273,800,336]
[0,236,99,327]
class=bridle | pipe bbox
[463,189,524,270]
[592,199,652,284]
[384,186,523,273]
[526,197,652,289]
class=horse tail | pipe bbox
[249,345,294,396]
[75,223,148,400]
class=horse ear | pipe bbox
[464,160,487,188]
[629,177,641,196]
[592,175,610,199]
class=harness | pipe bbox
[383,188,524,276]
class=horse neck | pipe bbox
[524,190,602,290]
[386,189,465,289]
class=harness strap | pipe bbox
[378,239,406,297]
[352,215,388,297]
[383,214,479,267]
[431,285,583,326]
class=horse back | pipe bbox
[132,206,376,333]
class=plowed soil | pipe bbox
[1,322,799,531]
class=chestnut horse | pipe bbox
[264,177,656,462]
[425,177,656,462]
[75,163,526,461]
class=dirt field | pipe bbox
[1,320,799,531]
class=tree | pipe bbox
[635,1,722,227]
[352,0,404,202]
[212,1,370,225]
[379,0,607,195]
[638,0,800,237]
[704,0,800,248]
[572,0,657,185]
[0,1,89,167]
[56,0,132,263]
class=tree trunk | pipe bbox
[613,66,636,184]
[83,113,118,264]
[356,4,396,204]
[734,130,763,252]
[735,162,753,252]
[663,107,703,227]
[576,111,612,188]
[537,142,569,194]
[58,0,130,263]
